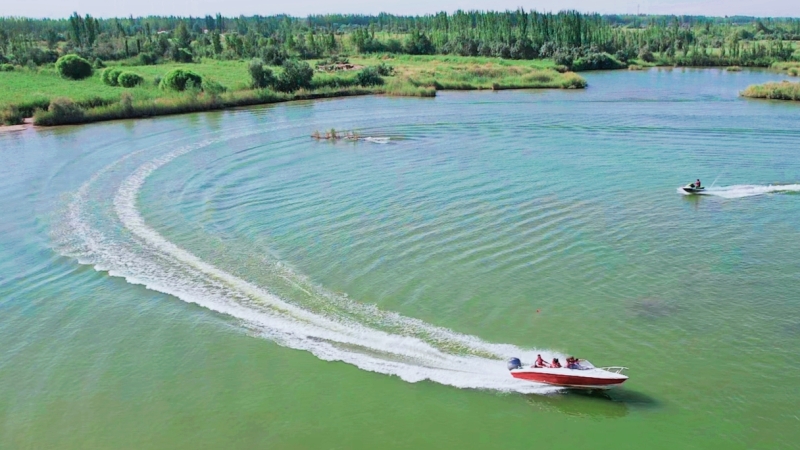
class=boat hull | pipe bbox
[682,186,705,194]
[510,368,627,389]
[511,372,626,389]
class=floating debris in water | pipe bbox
[311,129,389,144]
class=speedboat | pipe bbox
[507,357,628,389]
[682,184,705,194]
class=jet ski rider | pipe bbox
[691,179,701,188]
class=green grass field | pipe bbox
[1,55,585,126]
[0,59,251,112]
[1,68,127,110]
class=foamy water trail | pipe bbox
[705,184,800,199]
[55,131,558,394]
[363,137,391,144]
[678,184,800,199]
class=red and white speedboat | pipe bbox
[507,358,628,389]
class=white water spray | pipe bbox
[56,131,558,394]
[679,184,800,199]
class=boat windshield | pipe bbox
[574,360,595,370]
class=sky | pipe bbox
[3,0,797,19]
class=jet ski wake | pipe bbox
[678,183,800,199]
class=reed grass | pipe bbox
[771,61,800,73]
[356,55,585,91]
[34,87,381,125]
[311,71,360,89]
[726,66,742,72]
[384,77,437,97]
[740,81,800,101]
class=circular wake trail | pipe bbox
[56,131,558,394]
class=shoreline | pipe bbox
[0,118,34,134]
[5,85,565,130]
[2,56,586,128]
[5,64,794,131]
[10,81,586,129]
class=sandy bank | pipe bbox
[0,118,33,133]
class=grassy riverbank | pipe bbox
[350,55,585,90]
[741,80,800,101]
[1,56,585,127]
[772,61,800,76]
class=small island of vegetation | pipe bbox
[739,61,800,101]
[741,80,800,101]
[2,10,799,127]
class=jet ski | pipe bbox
[507,357,628,389]
[682,183,705,194]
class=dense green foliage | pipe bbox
[117,71,143,87]
[55,54,92,79]
[374,62,394,76]
[137,52,156,65]
[5,8,795,127]
[1,105,24,125]
[247,58,275,89]
[355,66,384,86]
[37,97,85,124]
[101,67,122,85]
[274,59,314,92]
[571,52,626,71]
[1,11,798,71]
[159,68,202,91]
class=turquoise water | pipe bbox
[2,68,800,449]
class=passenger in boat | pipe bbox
[695,179,701,188]
[534,354,547,368]
[567,357,579,369]
[551,358,561,368]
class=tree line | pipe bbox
[1,10,798,70]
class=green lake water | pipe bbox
[1,68,800,449]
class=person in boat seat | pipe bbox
[551,358,562,368]
[567,357,580,369]
[534,354,547,368]
[690,179,701,189]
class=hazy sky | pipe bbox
[3,0,797,19]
